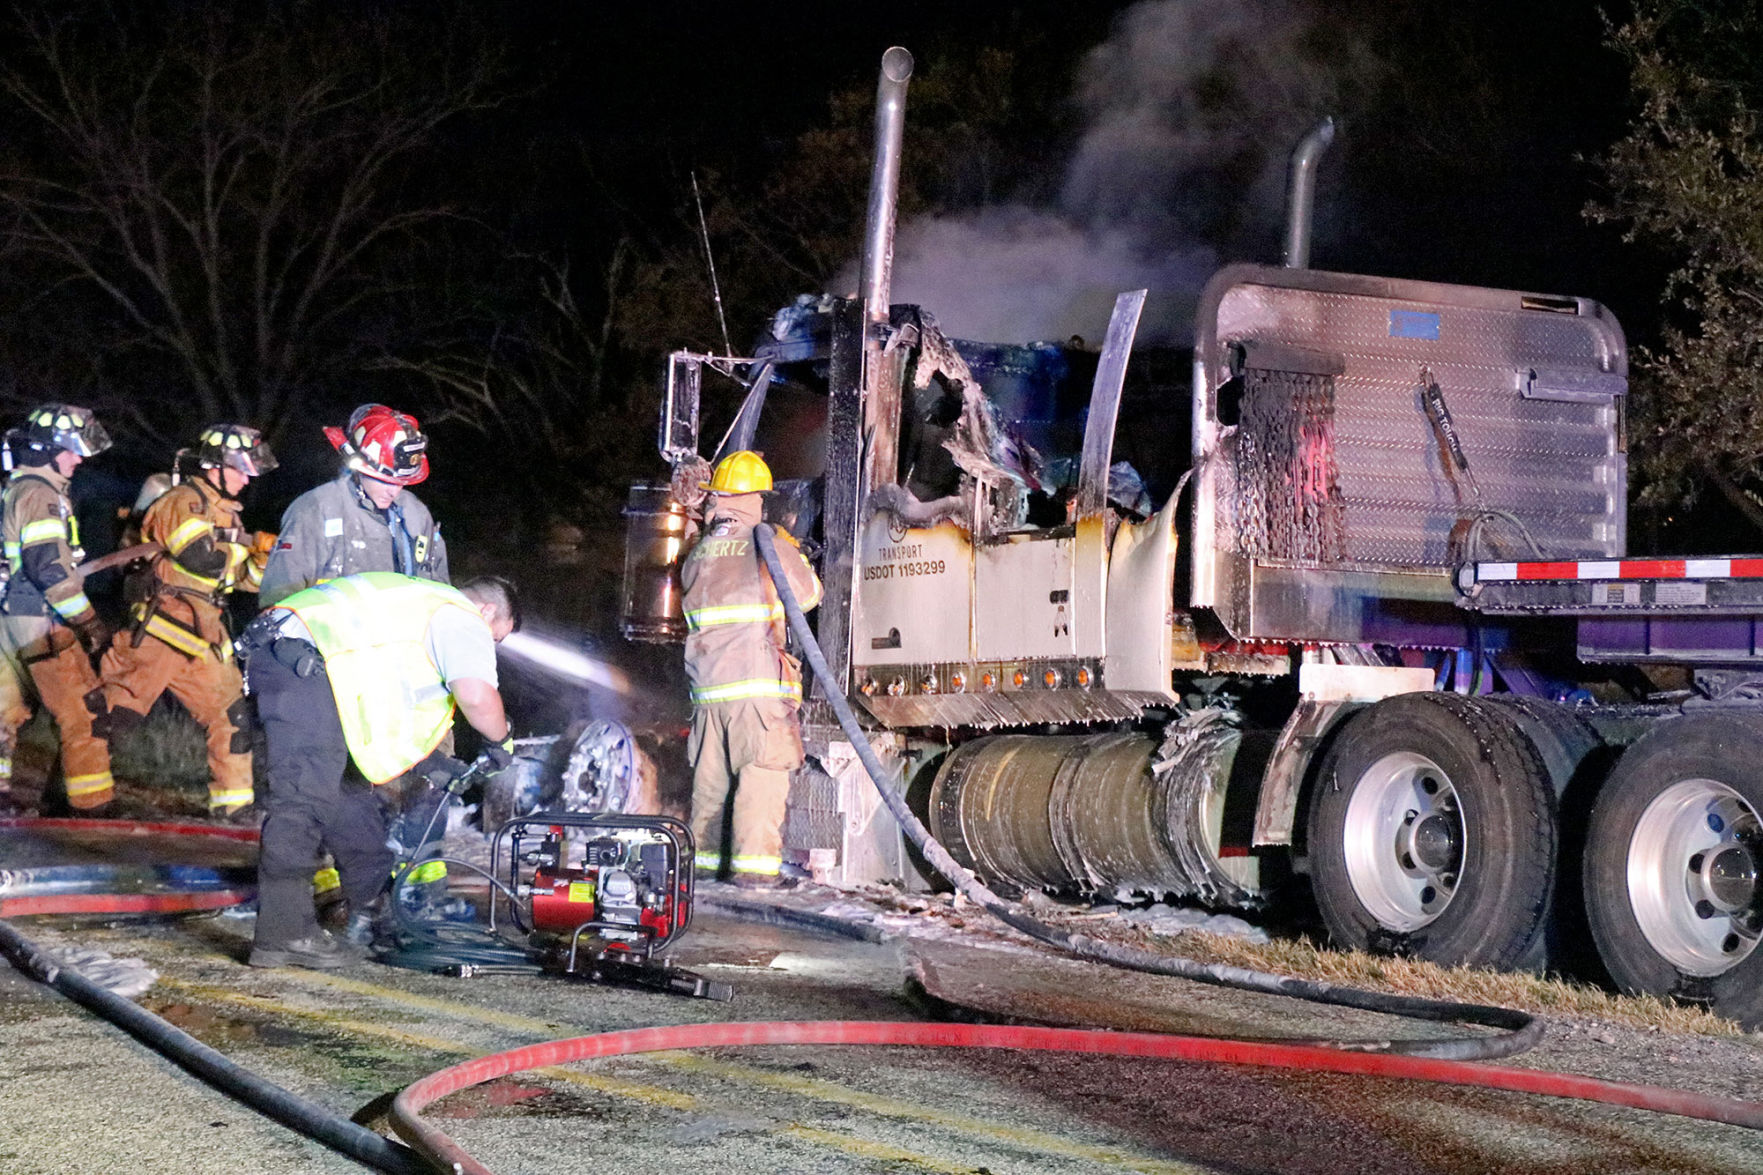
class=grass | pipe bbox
[18,700,213,810]
[108,704,211,792]
[1042,911,1745,1038]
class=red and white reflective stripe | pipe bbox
[1477,558,1763,582]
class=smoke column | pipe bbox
[881,0,1372,345]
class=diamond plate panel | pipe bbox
[784,762,841,853]
[1215,279,1623,570]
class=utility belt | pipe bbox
[236,611,324,694]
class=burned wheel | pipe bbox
[1307,692,1555,968]
[1584,714,1763,1026]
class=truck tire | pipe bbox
[1481,696,1609,975]
[1583,713,1763,1026]
[1308,692,1555,968]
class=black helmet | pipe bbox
[17,403,110,459]
[193,424,278,476]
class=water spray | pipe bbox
[499,631,632,695]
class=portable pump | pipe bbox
[490,812,730,1001]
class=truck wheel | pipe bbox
[1583,714,1763,1026]
[1308,692,1555,968]
[1481,696,1609,975]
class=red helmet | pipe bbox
[323,404,428,486]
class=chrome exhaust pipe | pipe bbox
[858,46,914,324]
[1282,116,1335,269]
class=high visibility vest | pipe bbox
[276,572,477,783]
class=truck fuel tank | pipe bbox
[928,716,1274,907]
[620,484,689,643]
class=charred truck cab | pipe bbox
[625,48,1763,1026]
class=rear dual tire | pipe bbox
[1583,713,1763,1027]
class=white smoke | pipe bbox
[889,210,1217,347]
[880,0,1373,345]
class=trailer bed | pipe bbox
[1465,556,1763,663]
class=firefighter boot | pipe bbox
[343,895,393,951]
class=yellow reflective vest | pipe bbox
[275,572,478,783]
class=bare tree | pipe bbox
[376,243,642,508]
[0,3,501,446]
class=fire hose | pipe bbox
[0,817,431,1174]
[0,817,258,918]
[382,525,1763,1174]
[390,1018,1763,1175]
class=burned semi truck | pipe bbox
[624,47,1763,1024]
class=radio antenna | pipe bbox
[691,171,734,358]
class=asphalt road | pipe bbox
[4,895,1763,1175]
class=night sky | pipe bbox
[0,1,1670,621]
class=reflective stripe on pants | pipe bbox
[101,626,252,811]
[687,698,802,881]
[2,615,113,809]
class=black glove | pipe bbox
[477,734,516,774]
[72,614,111,656]
[415,749,471,792]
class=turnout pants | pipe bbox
[0,615,113,809]
[688,697,804,879]
[102,633,253,812]
[378,749,453,895]
[0,641,33,800]
[248,646,393,949]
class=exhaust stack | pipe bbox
[858,46,915,324]
[1282,116,1335,269]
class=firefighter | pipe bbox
[681,450,821,887]
[258,403,446,607]
[100,425,278,818]
[241,572,518,968]
[0,404,115,812]
[259,403,458,919]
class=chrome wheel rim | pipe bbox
[1343,751,1464,931]
[1628,778,1763,977]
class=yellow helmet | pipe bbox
[704,450,773,495]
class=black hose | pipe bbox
[0,917,430,1175]
[753,524,1542,1062]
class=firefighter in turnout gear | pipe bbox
[100,425,278,817]
[258,403,447,608]
[0,404,115,811]
[241,573,518,969]
[681,451,821,885]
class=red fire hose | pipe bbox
[0,815,260,844]
[0,817,258,917]
[391,1018,1763,1175]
